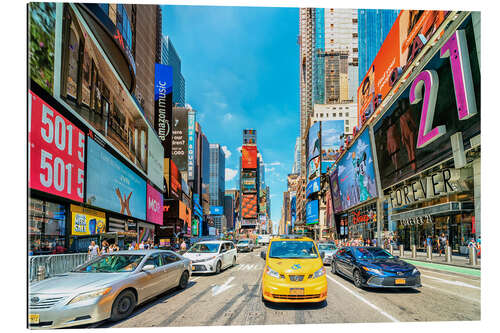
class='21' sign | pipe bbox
[29,91,85,202]
[410,29,478,149]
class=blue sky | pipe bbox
[162,5,300,231]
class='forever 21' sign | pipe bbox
[29,91,85,202]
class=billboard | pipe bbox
[373,17,480,189]
[307,156,320,182]
[357,11,448,127]
[336,129,378,211]
[243,129,257,145]
[70,205,106,236]
[171,107,189,171]
[241,146,258,169]
[242,176,257,193]
[170,159,181,199]
[306,177,321,198]
[307,122,321,162]
[290,192,296,229]
[29,90,85,203]
[163,158,170,195]
[321,120,344,173]
[241,194,258,219]
[146,184,163,225]
[147,127,164,190]
[329,166,343,213]
[210,206,224,215]
[306,200,319,225]
[259,189,267,212]
[187,111,196,180]
[154,63,173,158]
[86,138,147,220]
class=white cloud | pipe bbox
[266,162,281,166]
[265,167,275,173]
[236,146,242,153]
[221,146,232,159]
[225,168,238,181]
[216,102,228,110]
[223,113,233,121]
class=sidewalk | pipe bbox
[395,249,481,270]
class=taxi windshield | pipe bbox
[269,241,318,259]
[188,243,220,253]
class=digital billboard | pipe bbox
[307,156,320,182]
[357,11,448,127]
[187,111,196,180]
[170,159,181,199]
[243,129,257,145]
[321,120,344,173]
[307,122,321,162]
[242,194,258,219]
[306,177,321,198]
[70,205,106,236]
[241,146,258,169]
[171,107,189,171]
[306,200,319,225]
[154,63,173,158]
[373,17,480,189]
[29,90,85,203]
[146,184,163,225]
[329,166,343,213]
[210,206,224,215]
[147,127,164,190]
[259,189,267,212]
[86,138,147,220]
[290,192,296,229]
[336,129,378,211]
[242,176,257,193]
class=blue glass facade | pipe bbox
[161,36,186,107]
[313,8,325,104]
[357,9,399,84]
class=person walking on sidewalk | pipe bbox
[88,241,99,260]
[438,233,448,256]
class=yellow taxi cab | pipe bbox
[260,235,327,303]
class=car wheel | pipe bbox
[232,256,236,267]
[353,269,363,289]
[215,260,222,274]
[178,271,189,290]
[331,262,337,275]
[110,290,136,322]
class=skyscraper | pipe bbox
[209,143,226,233]
[160,35,186,107]
[292,136,301,174]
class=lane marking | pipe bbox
[326,274,399,322]
[422,283,480,303]
[212,277,235,296]
[190,277,200,281]
[422,275,480,290]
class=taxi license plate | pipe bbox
[290,288,304,296]
[29,314,40,324]
[395,278,406,285]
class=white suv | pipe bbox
[183,241,237,274]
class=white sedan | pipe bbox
[183,241,237,274]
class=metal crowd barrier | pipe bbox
[28,253,91,282]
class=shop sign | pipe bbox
[400,214,433,226]
[160,239,170,247]
[187,111,196,180]
[71,205,106,235]
[29,91,85,202]
[388,168,460,209]
[351,210,377,225]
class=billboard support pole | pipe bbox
[369,126,384,247]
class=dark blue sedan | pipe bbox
[331,246,421,289]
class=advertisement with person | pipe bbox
[307,122,321,162]
[146,184,163,225]
[373,17,480,189]
[58,6,150,174]
[86,137,147,220]
[306,200,319,225]
[171,107,189,171]
[154,63,173,158]
[147,127,164,190]
[329,166,343,213]
[242,194,258,219]
[29,90,85,203]
[306,177,321,198]
[70,205,106,236]
[242,146,258,169]
[307,156,320,182]
[321,120,344,173]
[259,189,267,212]
[337,129,378,211]
[170,159,182,199]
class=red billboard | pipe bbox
[357,10,448,128]
[241,146,257,169]
[241,194,258,219]
[29,90,85,202]
[170,159,181,198]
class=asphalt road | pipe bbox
[94,249,480,327]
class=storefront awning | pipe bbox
[390,201,473,221]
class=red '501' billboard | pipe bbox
[29,91,85,202]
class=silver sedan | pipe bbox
[28,250,191,329]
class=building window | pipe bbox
[352,33,358,38]
[352,18,358,24]
[320,113,324,118]
[29,198,67,255]
[332,113,336,117]
[346,119,349,125]
[339,112,343,117]
[346,127,349,132]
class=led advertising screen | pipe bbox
[290,192,296,229]
[336,129,378,211]
[242,194,258,219]
[170,159,181,199]
[373,17,480,189]
[163,158,170,195]
[306,177,321,198]
[307,122,321,162]
[70,205,106,236]
[307,156,320,182]
[86,137,147,220]
[242,176,257,193]
[241,145,258,169]
[171,107,189,171]
[259,189,267,212]
[147,127,164,190]
[329,166,343,213]
[210,206,224,215]
[321,120,344,173]
[146,184,163,225]
[154,63,173,158]
[243,129,257,145]
[29,90,85,202]
[187,111,196,180]
[306,200,319,225]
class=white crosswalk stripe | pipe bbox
[237,264,262,271]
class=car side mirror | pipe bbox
[142,264,155,271]
[260,251,266,260]
[320,251,325,259]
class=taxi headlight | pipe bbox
[362,266,383,275]
[265,266,283,279]
[67,287,112,305]
[313,267,326,279]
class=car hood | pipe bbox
[29,272,130,295]
[183,252,218,260]
[358,258,415,272]
[268,258,323,275]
